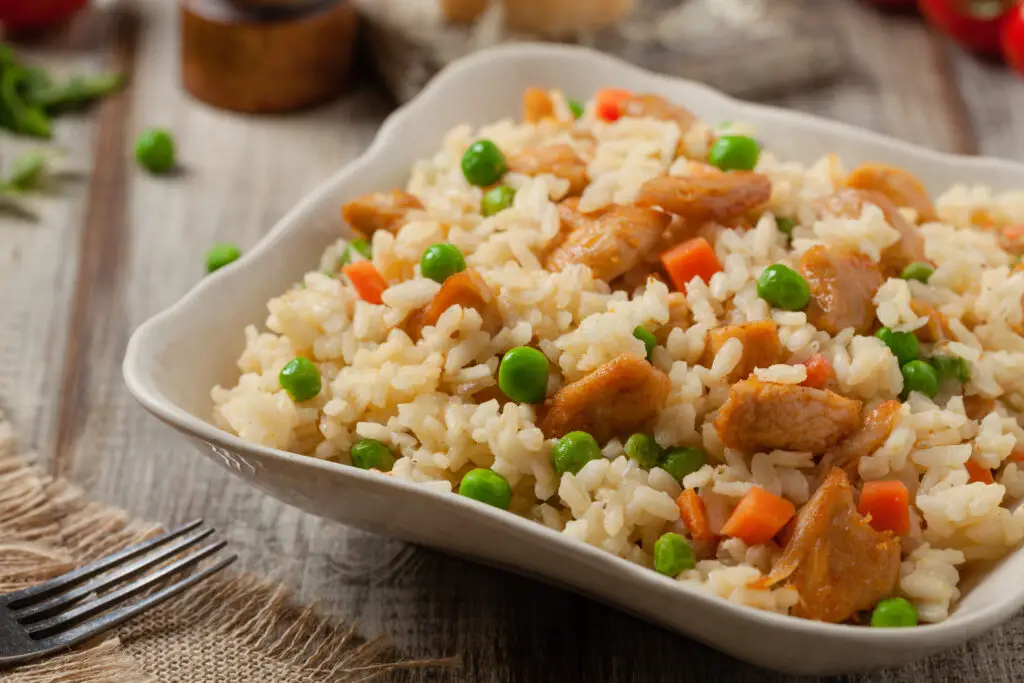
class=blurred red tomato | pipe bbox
[1004,7,1024,71]
[918,0,1018,55]
[0,0,89,30]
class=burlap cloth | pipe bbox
[0,416,452,682]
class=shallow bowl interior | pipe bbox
[124,43,1024,675]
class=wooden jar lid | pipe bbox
[181,0,358,114]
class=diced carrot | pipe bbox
[342,261,388,305]
[1008,447,1024,464]
[660,237,723,293]
[1003,224,1024,242]
[676,489,713,541]
[801,354,834,389]
[857,480,910,535]
[720,487,796,546]
[594,88,632,122]
[965,457,995,485]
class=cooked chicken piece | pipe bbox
[341,189,423,236]
[545,205,670,282]
[813,400,901,486]
[799,245,884,335]
[655,292,691,345]
[714,378,862,453]
[540,354,671,442]
[844,163,937,224]
[813,189,928,274]
[634,173,772,224]
[523,87,555,123]
[408,269,502,340]
[762,468,901,623]
[619,93,708,156]
[614,261,666,293]
[507,144,589,196]
[963,395,996,421]
[909,299,952,343]
[703,320,782,382]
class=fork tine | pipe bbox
[13,527,216,623]
[6,519,205,608]
[33,553,236,653]
[26,540,229,639]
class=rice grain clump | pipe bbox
[212,86,1024,626]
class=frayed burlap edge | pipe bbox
[0,417,456,682]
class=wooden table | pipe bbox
[2,2,1023,681]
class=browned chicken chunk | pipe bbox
[540,354,671,442]
[619,93,709,156]
[963,395,996,421]
[844,163,937,224]
[507,144,589,196]
[545,206,671,282]
[814,189,928,274]
[762,468,901,623]
[655,292,691,345]
[799,245,884,335]
[813,400,901,486]
[703,320,783,382]
[714,378,862,453]
[406,268,502,340]
[522,87,554,123]
[909,299,952,343]
[341,190,423,236]
[635,173,772,224]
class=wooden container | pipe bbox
[441,0,634,33]
[181,0,358,113]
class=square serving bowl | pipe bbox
[124,43,1024,675]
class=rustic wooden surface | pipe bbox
[2,1,1024,681]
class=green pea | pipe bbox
[633,326,657,361]
[901,261,935,284]
[902,360,939,399]
[776,217,795,236]
[551,431,602,475]
[870,597,918,628]
[337,238,372,268]
[420,243,467,283]
[135,128,176,174]
[932,355,970,384]
[461,139,507,187]
[205,243,241,273]
[498,346,549,404]
[876,327,920,366]
[567,99,585,119]
[458,468,512,509]
[653,532,696,577]
[481,185,516,216]
[350,439,396,471]
[279,357,322,402]
[625,433,663,469]
[659,447,707,483]
[707,135,760,172]
[757,264,810,311]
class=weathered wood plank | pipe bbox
[0,13,115,461]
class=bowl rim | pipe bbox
[123,41,1024,647]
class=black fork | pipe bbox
[0,519,236,668]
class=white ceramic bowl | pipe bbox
[124,43,1024,675]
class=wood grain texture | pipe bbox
[2,1,1024,682]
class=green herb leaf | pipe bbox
[31,73,124,112]
[8,152,49,191]
[0,65,53,139]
